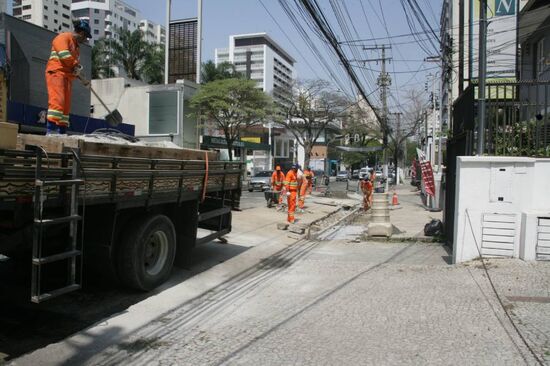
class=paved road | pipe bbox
[53,238,549,366]
[1,188,351,363]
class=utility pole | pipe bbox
[363,44,392,192]
[165,0,171,84]
[477,0,488,155]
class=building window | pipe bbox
[62,13,70,19]
[94,29,99,34]
[149,91,179,134]
[274,138,289,158]
[54,0,58,4]
[94,9,99,14]
[54,10,58,14]
[22,15,32,20]
[94,19,99,24]
[536,38,546,78]
[63,4,70,10]
[44,5,48,10]
[62,22,70,28]
[22,4,31,10]
[54,19,58,23]
[44,15,48,20]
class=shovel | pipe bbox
[79,76,123,127]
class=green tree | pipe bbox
[190,78,272,161]
[279,79,349,168]
[91,38,115,79]
[110,28,148,80]
[93,28,165,83]
[200,60,241,84]
[141,44,164,84]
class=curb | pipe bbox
[307,205,362,240]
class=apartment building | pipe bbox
[71,0,163,46]
[139,19,165,45]
[13,0,72,33]
[215,33,296,109]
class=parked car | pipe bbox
[248,171,272,192]
[336,171,349,181]
[359,167,369,180]
[351,169,359,179]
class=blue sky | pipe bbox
[6,0,443,108]
[122,0,442,110]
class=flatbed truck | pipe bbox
[0,143,242,303]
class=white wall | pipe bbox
[453,156,550,263]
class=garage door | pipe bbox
[537,218,550,261]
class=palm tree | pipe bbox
[141,44,164,84]
[110,28,149,80]
[91,38,115,79]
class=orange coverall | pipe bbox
[284,170,299,223]
[298,169,314,209]
[361,179,374,210]
[271,170,285,205]
[45,32,80,128]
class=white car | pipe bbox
[359,167,370,180]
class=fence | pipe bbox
[459,80,550,157]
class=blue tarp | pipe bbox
[7,100,135,136]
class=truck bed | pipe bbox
[0,148,242,209]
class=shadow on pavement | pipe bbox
[0,240,249,361]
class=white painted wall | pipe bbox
[453,156,550,264]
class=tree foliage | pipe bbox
[278,79,349,167]
[190,78,273,161]
[200,60,241,84]
[92,28,164,83]
[387,90,425,168]
[91,39,115,79]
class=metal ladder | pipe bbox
[31,150,84,303]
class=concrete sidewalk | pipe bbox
[387,182,443,241]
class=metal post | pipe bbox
[164,0,171,84]
[196,0,203,85]
[477,0,487,155]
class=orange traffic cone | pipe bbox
[392,191,399,206]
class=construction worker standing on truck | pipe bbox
[283,164,299,223]
[271,165,285,209]
[298,166,314,210]
[45,19,92,134]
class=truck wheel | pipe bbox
[248,188,253,192]
[117,214,176,291]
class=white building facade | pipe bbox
[215,33,296,109]
[13,0,72,33]
[71,0,164,46]
[139,19,165,45]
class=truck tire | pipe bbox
[117,214,176,291]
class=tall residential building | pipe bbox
[139,19,165,45]
[71,0,164,46]
[13,0,72,33]
[215,33,296,108]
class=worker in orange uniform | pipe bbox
[45,19,92,134]
[298,166,314,210]
[271,165,285,210]
[361,175,374,210]
[283,164,299,223]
